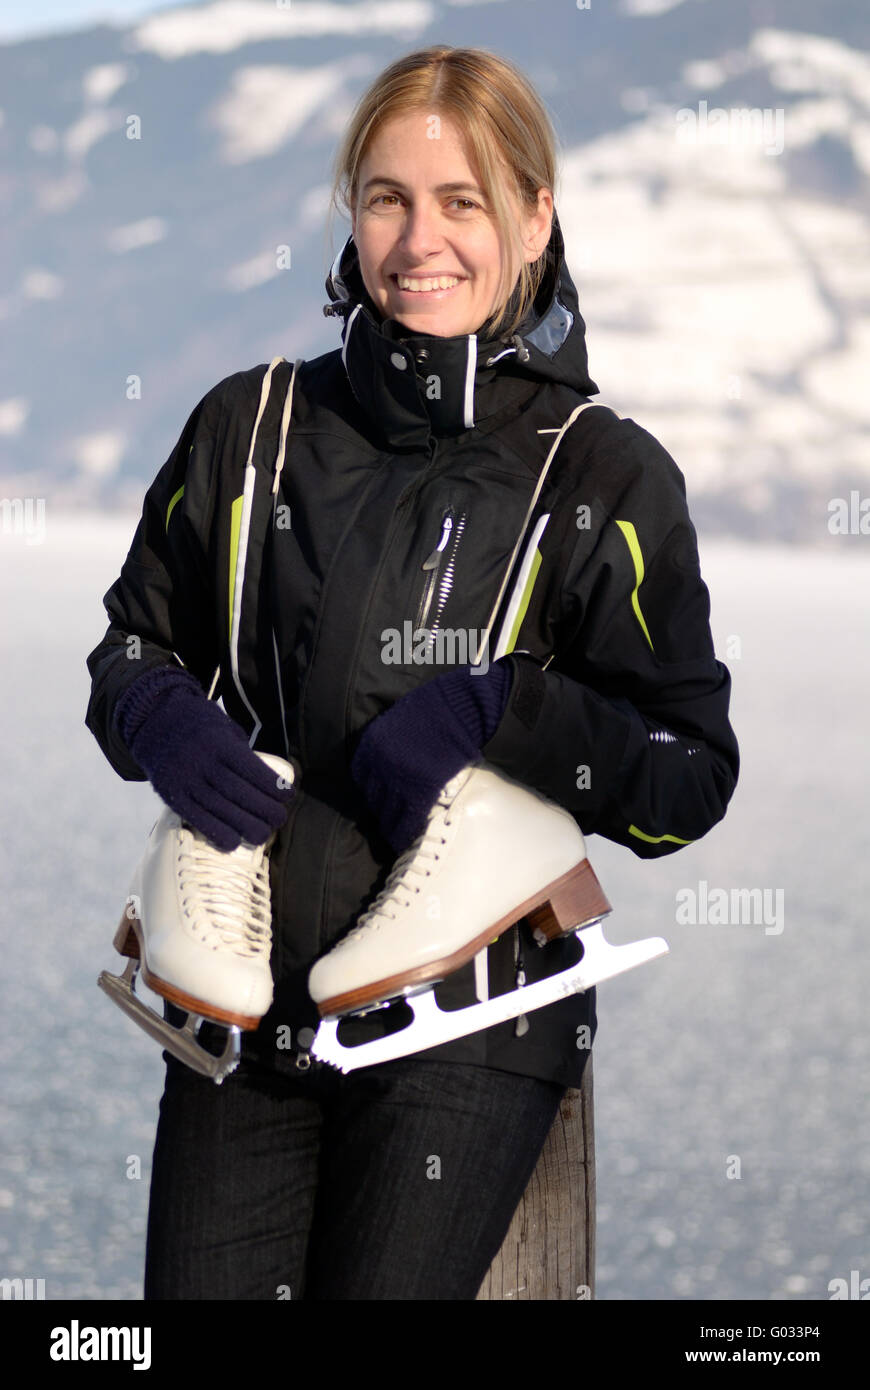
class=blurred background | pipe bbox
[1,0,868,1301]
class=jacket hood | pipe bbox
[323,208,599,448]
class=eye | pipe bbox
[368,194,480,210]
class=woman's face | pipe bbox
[351,111,553,338]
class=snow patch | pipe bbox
[35,170,88,214]
[803,321,870,426]
[620,0,691,15]
[298,183,332,228]
[106,218,168,253]
[0,399,30,436]
[64,108,118,161]
[21,270,63,300]
[750,28,870,113]
[83,63,131,104]
[130,0,434,61]
[72,433,126,478]
[208,64,346,163]
[555,89,870,495]
[682,59,728,90]
[224,250,284,292]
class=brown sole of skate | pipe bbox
[113,911,262,1031]
[316,856,612,1017]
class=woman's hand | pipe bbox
[350,658,514,854]
[114,665,295,850]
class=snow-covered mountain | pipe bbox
[1,0,868,541]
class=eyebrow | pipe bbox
[361,177,485,197]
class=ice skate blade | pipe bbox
[310,922,669,1073]
[98,959,241,1084]
[315,857,612,1018]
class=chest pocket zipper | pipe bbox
[412,507,467,646]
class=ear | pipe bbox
[523,188,554,264]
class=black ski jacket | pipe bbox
[85,213,739,1088]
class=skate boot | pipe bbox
[98,750,298,1083]
[309,760,668,1071]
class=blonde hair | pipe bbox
[326,45,559,340]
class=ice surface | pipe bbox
[0,515,867,1299]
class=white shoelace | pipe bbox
[343,774,466,938]
[177,832,272,955]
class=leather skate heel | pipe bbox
[113,909,140,958]
[524,859,612,944]
[314,857,615,1017]
[111,902,262,1029]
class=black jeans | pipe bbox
[144,1051,566,1300]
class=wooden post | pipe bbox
[476,1054,595,1300]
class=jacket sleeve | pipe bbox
[481,422,739,858]
[84,384,225,781]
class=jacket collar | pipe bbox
[323,209,599,450]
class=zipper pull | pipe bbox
[415,509,455,634]
[422,512,453,571]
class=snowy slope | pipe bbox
[0,0,868,539]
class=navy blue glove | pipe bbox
[113,665,295,851]
[350,658,515,854]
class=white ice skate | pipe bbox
[309,760,669,1072]
[98,750,298,1083]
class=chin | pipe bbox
[391,309,466,336]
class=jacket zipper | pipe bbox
[412,507,467,650]
[427,510,466,645]
[413,509,454,632]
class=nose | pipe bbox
[396,199,446,263]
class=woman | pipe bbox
[85,45,739,1300]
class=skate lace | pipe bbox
[348,774,465,936]
[177,834,272,955]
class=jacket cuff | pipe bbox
[479,654,547,769]
[436,655,515,746]
[112,662,201,749]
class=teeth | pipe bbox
[396,275,461,292]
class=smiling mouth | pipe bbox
[390,274,466,295]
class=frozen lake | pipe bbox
[1,513,868,1300]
